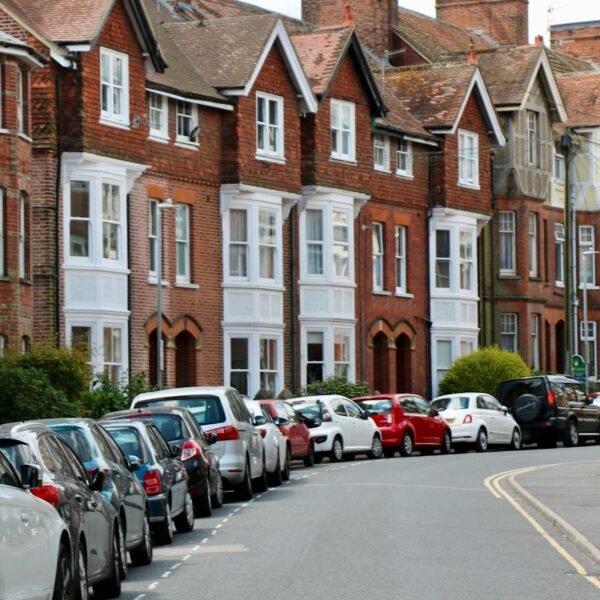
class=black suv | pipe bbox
[496,375,600,447]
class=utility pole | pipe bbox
[562,131,574,375]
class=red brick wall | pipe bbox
[551,25,600,63]
[436,0,529,47]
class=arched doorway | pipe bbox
[373,332,389,394]
[148,329,167,387]
[396,334,412,392]
[175,330,196,388]
[556,320,565,374]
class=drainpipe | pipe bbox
[54,72,63,346]
[490,152,497,344]
[358,209,366,383]
[289,205,296,393]
[423,151,435,400]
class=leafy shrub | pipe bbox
[303,377,371,399]
[437,345,530,397]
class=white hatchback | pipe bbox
[289,395,383,462]
[431,392,522,452]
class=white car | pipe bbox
[0,451,71,600]
[289,395,383,462]
[244,399,287,486]
[431,392,522,451]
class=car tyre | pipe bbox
[253,455,268,493]
[211,471,224,508]
[195,480,212,518]
[268,455,283,486]
[236,460,254,500]
[303,442,315,467]
[116,518,127,580]
[329,437,343,462]
[474,428,488,452]
[93,526,121,599]
[281,447,291,480]
[508,428,522,451]
[174,491,195,533]
[52,541,72,600]
[130,512,153,567]
[399,431,413,457]
[73,540,88,600]
[440,430,452,454]
[368,435,383,459]
[564,420,579,447]
[154,502,174,545]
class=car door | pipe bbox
[475,395,498,442]
[344,399,372,449]
[400,398,426,444]
[564,382,593,433]
[282,402,307,456]
[485,395,513,442]
[230,391,262,478]
[329,398,354,447]
[414,397,437,444]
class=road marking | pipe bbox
[221,518,229,523]
[234,507,242,512]
[216,524,223,529]
[182,554,191,561]
[193,544,201,551]
[211,529,218,535]
[148,582,159,590]
[486,466,600,592]
[171,563,181,570]
[190,544,249,554]
[201,538,208,544]
[133,595,146,600]
[228,512,235,517]
[161,571,171,579]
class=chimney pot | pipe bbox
[535,34,544,46]
[343,2,355,27]
[467,43,478,65]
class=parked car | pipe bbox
[0,448,72,600]
[131,387,266,500]
[496,375,600,447]
[431,393,520,452]
[102,406,223,517]
[102,419,194,545]
[42,418,152,569]
[355,394,452,457]
[0,422,122,599]
[260,399,315,471]
[289,396,383,462]
[244,399,286,486]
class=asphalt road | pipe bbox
[119,445,600,600]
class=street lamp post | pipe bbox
[156,198,175,386]
[582,248,598,395]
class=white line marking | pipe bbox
[161,571,171,579]
[216,524,223,529]
[193,544,200,551]
[148,582,159,590]
[211,529,218,535]
[234,507,242,512]
[133,595,146,600]
[201,538,208,544]
[228,512,235,517]
[221,518,229,523]
[171,563,181,570]
[241,503,249,508]
[182,554,191,561]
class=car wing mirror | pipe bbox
[127,455,141,472]
[428,408,439,417]
[171,444,181,458]
[361,412,370,420]
[501,405,509,414]
[89,468,106,492]
[20,464,42,489]
[207,433,218,445]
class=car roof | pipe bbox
[0,421,54,436]
[500,375,580,385]
[290,395,347,403]
[38,418,96,428]
[103,406,188,420]
[433,392,483,399]
[133,387,233,403]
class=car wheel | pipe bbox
[236,460,254,500]
[564,420,579,447]
[329,437,343,462]
[211,471,224,508]
[92,526,121,599]
[174,491,195,533]
[368,435,383,459]
[508,428,522,451]
[154,502,174,545]
[383,448,396,458]
[281,446,291,481]
[440,430,452,454]
[303,442,315,467]
[475,428,488,452]
[195,480,212,518]
[52,541,72,600]
[130,512,153,567]
[268,454,283,487]
[74,540,88,600]
[253,455,268,493]
[117,518,127,580]
[399,431,413,457]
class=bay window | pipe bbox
[331,99,355,161]
[70,181,91,258]
[256,93,284,159]
[259,338,278,394]
[333,211,349,278]
[436,340,453,384]
[229,209,248,279]
[459,231,473,290]
[230,337,249,396]
[306,332,324,384]
[306,210,324,275]
[103,326,123,384]
[435,230,451,289]
[259,210,276,280]
[102,183,120,260]
[334,332,351,379]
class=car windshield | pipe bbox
[135,414,183,442]
[431,397,470,411]
[136,396,225,427]
[52,427,94,462]
[0,441,34,472]
[105,427,148,463]
[355,399,393,414]
[295,403,322,420]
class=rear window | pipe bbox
[105,427,149,464]
[53,427,94,463]
[136,396,225,427]
[355,399,393,414]
[295,403,322,421]
[497,379,545,409]
[133,414,184,443]
[431,397,470,411]
[0,441,33,472]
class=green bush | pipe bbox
[437,345,530,397]
[303,377,371,399]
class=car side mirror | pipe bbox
[207,433,218,445]
[20,464,42,489]
[273,416,289,426]
[127,455,140,472]
[428,408,439,417]
[361,412,370,420]
[501,405,508,414]
[171,445,181,458]
[89,469,106,492]
[253,416,267,426]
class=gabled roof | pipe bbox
[557,72,600,128]
[394,7,496,64]
[477,46,567,122]
[163,14,317,112]
[291,28,385,116]
[0,31,46,67]
[384,64,505,145]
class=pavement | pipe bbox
[509,456,600,566]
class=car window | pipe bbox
[136,395,226,426]
[0,441,34,472]
[43,436,77,479]
[37,436,62,474]
[413,398,430,415]
[148,426,171,460]
[138,414,184,442]
[107,427,149,463]
[550,383,567,407]
[344,400,362,419]
[99,427,126,462]
[53,427,94,463]
[431,396,470,411]
[261,406,274,424]
[484,396,502,411]
[476,396,488,410]
[57,440,88,483]
[0,453,20,488]
[565,383,586,403]
[331,400,347,417]
[273,402,289,421]
[497,378,545,409]
[283,404,300,423]
[356,399,393,414]
[90,425,117,463]
[400,398,419,414]
[295,403,322,421]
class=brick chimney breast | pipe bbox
[435,0,529,47]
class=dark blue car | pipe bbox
[103,419,194,545]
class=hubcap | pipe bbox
[480,431,487,450]
[570,424,578,444]
[404,434,412,454]
[372,437,382,456]
[79,549,87,600]
[513,431,521,448]
[334,440,342,459]
[186,494,194,525]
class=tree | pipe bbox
[303,377,371,398]
[438,346,530,397]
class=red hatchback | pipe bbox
[354,394,452,458]
[260,400,315,467]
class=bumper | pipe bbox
[147,493,169,523]
[377,426,402,448]
[184,459,209,500]
[312,431,333,453]
[219,454,246,486]
[447,423,478,443]
[520,417,566,443]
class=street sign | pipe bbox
[572,354,586,382]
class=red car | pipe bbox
[353,394,452,458]
[260,400,315,467]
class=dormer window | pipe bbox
[331,100,355,162]
[458,130,479,188]
[149,93,168,141]
[256,93,284,160]
[100,48,129,127]
[176,100,198,146]
[527,110,539,167]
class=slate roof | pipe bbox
[395,7,496,63]
[557,72,600,127]
[376,87,436,140]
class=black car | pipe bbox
[0,422,123,599]
[103,406,223,516]
[496,375,600,446]
[42,418,153,569]
[103,419,195,545]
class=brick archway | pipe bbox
[392,320,417,350]
[172,316,203,388]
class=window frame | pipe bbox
[581,320,597,378]
[435,229,451,290]
[306,209,324,276]
[175,100,198,147]
[531,314,540,371]
[333,330,351,380]
[148,199,158,277]
[527,110,539,167]
[306,331,325,385]
[259,337,278,395]
[228,208,249,280]
[16,68,25,135]
[499,210,516,276]
[99,47,129,127]
[18,192,26,279]
[579,225,596,287]
[330,99,356,162]
[500,313,518,353]
[103,326,124,385]
[148,92,169,141]
[396,138,413,178]
[372,222,384,291]
[175,204,190,284]
[458,130,479,188]
[459,230,474,291]
[101,182,121,262]
[529,212,538,278]
[258,209,277,282]
[373,133,390,172]
[395,225,407,294]
[555,222,565,286]
[256,92,284,160]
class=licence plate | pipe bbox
[445,418,455,424]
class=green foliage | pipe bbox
[437,345,530,397]
[303,377,371,399]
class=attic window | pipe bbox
[458,130,479,188]
[149,93,168,140]
[100,48,129,127]
[527,110,539,167]
[256,93,284,160]
[373,134,390,172]
[331,99,355,162]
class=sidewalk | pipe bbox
[509,460,600,565]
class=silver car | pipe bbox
[131,387,266,500]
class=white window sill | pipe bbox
[457,181,480,190]
[255,153,286,165]
[175,139,199,150]
[147,276,170,287]
[372,289,391,296]
[175,281,199,289]
[148,134,169,144]
[395,291,414,298]
[499,271,517,278]
[374,166,391,174]
[555,282,565,288]
[223,281,285,292]
[0,128,9,135]
[396,171,414,180]
[17,132,32,143]
[99,117,130,131]
[579,285,600,290]
[330,156,357,165]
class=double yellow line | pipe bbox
[485,465,600,591]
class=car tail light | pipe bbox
[210,425,240,441]
[30,483,61,509]
[180,440,203,462]
[385,413,392,425]
[322,409,332,422]
[258,427,267,439]
[547,390,555,406]
[143,470,162,496]
[463,414,473,424]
